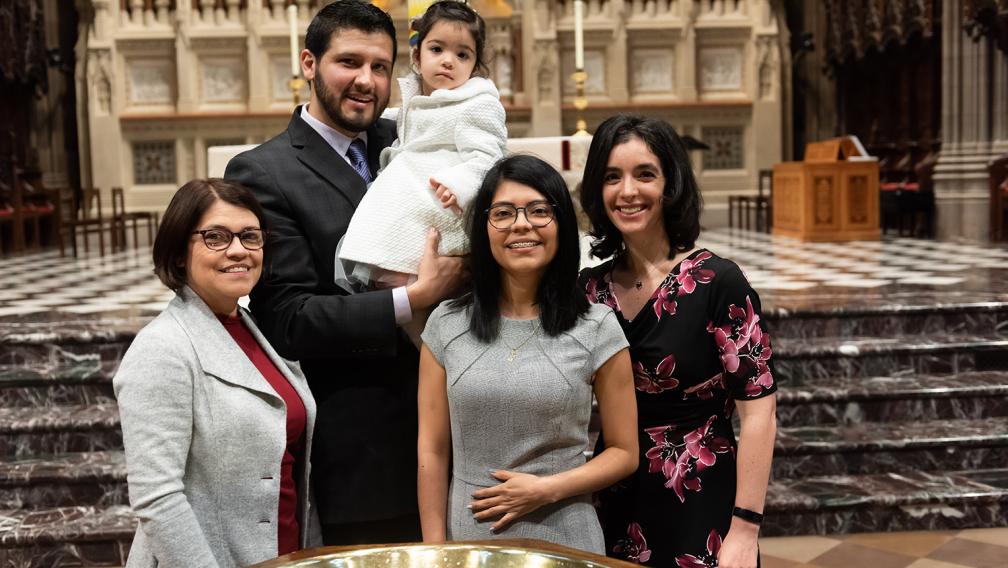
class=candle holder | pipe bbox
[289,76,306,106]
[571,69,589,137]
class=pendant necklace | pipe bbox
[504,321,540,362]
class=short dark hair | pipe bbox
[412,0,489,77]
[580,114,702,260]
[452,154,589,342]
[153,178,268,291]
[305,0,398,62]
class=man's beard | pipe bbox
[313,76,383,135]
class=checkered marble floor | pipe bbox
[695,230,1008,291]
[1,229,1006,318]
[0,248,171,318]
[760,527,1008,568]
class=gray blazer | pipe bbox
[114,287,319,568]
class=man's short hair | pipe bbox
[305,0,398,61]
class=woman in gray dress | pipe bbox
[417,155,638,553]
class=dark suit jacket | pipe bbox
[224,107,417,525]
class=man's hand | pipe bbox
[406,228,467,310]
[430,177,462,216]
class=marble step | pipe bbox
[773,332,1008,384]
[0,505,135,566]
[776,370,1008,427]
[773,416,1008,478]
[764,300,1008,340]
[0,361,117,408]
[0,404,122,458]
[0,315,146,366]
[762,467,1008,536]
[0,451,127,509]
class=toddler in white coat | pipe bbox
[338,1,507,310]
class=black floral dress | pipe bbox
[580,249,777,567]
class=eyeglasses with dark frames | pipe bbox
[486,201,557,230]
[191,228,266,251]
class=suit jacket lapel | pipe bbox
[172,287,280,401]
[288,107,368,207]
[366,118,396,173]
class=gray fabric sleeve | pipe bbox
[591,307,630,373]
[421,301,450,366]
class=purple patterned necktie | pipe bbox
[346,138,373,184]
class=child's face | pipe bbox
[414,20,478,96]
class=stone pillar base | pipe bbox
[933,148,998,241]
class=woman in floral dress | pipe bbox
[578,115,778,568]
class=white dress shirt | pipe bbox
[299,104,412,324]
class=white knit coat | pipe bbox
[339,75,507,275]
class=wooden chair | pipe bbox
[66,187,110,256]
[111,186,158,251]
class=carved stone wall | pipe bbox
[77,0,784,222]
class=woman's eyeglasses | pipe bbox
[192,228,266,251]
[486,201,556,230]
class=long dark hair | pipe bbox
[453,154,588,342]
[580,114,702,260]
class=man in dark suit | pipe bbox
[224,0,464,545]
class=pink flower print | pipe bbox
[645,417,731,503]
[633,353,679,393]
[684,373,725,400]
[748,325,772,366]
[675,529,723,568]
[585,276,619,312]
[745,370,775,396]
[684,416,732,476]
[652,282,678,318]
[727,296,760,348]
[676,251,714,295]
[612,522,652,563]
[714,327,740,373]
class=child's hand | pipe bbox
[430,177,462,216]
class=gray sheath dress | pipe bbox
[421,302,629,554]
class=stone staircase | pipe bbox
[0,319,140,567]
[762,300,1008,536]
[1,294,1008,564]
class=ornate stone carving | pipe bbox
[534,40,558,100]
[132,141,176,185]
[756,37,777,101]
[201,59,244,103]
[128,59,174,105]
[702,126,744,169]
[631,48,674,94]
[87,49,114,116]
[699,47,742,91]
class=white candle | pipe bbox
[574,0,585,70]
[288,5,299,77]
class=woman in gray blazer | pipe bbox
[114,178,318,568]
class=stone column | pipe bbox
[524,0,562,136]
[933,0,1003,241]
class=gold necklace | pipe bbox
[503,321,540,362]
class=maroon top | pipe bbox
[219,314,307,556]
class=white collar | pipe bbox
[299,104,368,159]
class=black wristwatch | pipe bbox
[732,506,764,525]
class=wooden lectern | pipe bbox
[772,136,880,241]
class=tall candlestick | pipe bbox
[574,0,585,70]
[288,4,299,77]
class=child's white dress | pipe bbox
[338,75,507,278]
